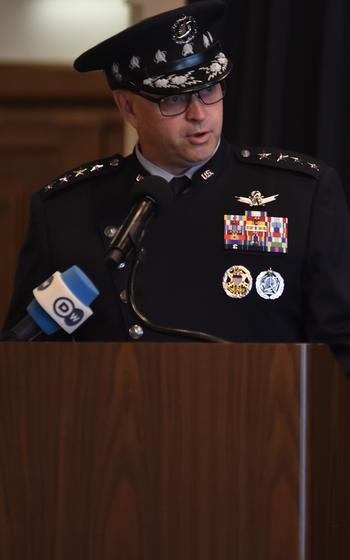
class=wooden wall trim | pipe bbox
[0,63,114,104]
[0,63,125,326]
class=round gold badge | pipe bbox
[222,265,253,299]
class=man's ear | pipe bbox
[112,90,137,128]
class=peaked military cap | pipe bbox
[74,0,232,95]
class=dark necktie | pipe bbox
[169,175,191,195]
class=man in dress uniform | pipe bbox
[2,1,350,376]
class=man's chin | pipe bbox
[184,142,217,164]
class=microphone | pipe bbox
[4,265,99,341]
[105,175,173,269]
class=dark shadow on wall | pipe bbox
[188,0,350,203]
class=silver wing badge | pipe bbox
[235,190,279,207]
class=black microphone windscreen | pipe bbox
[130,175,174,214]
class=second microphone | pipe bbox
[105,175,173,269]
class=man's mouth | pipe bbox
[187,131,211,143]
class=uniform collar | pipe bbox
[134,140,221,182]
[190,136,229,186]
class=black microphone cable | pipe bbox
[128,248,229,343]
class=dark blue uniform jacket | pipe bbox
[3,139,350,376]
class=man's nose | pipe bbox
[186,93,206,120]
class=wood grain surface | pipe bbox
[0,342,345,560]
[308,345,350,560]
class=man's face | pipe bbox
[114,87,223,175]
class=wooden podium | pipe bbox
[0,342,349,560]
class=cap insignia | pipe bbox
[182,43,194,57]
[129,56,141,70]
[203,35,210,49]
[203,32,214,49]
[199,53,228,81]
[111,63,123,82]
[154,50,167,64]
[172,15,198,45]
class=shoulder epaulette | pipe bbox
[41,153,125,198]
[235,147,324,178]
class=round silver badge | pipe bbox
[222,265,253,299]
[171,15,198,44]
[255,268,285,300]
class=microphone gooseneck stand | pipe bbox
[128,249,229,343]
[2,316,43,341]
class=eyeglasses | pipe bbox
[135,81,226,117]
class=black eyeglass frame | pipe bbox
[133,80,227,117]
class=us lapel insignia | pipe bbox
[224,211,288,254]
[201,169,214,180]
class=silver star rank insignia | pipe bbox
[74,168,87,177]
[277,153,289,162]
[307,162,320,172]
[90,164,104,172]
[291,156,303,164]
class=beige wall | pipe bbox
[129,0,185,19]
[0,0,130,64]
[0,0,185,64]
[0,0,185,155]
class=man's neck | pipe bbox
[135,141,220,181]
